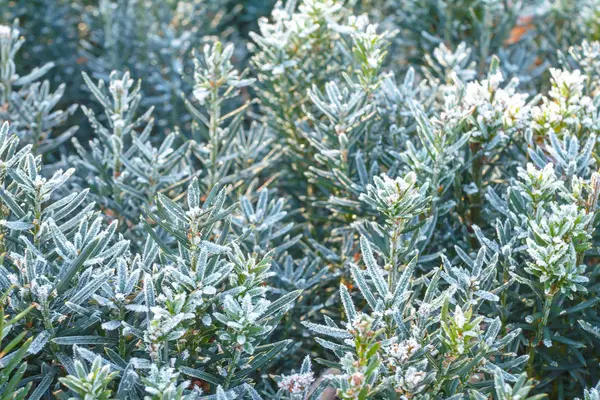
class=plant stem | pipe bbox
[223,348,240,390]
[527,294,554,377]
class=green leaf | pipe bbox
[55,234,103,295]
[52,336,116,345]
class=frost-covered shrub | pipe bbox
[3,0,600,399]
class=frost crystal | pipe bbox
[277,372,315,394]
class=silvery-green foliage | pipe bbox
[271,356,329,400]
[7,0,600,398]
[399,56,535,254]
[563,40,600,104]
[526,201,592,295]
[263,8,398,262]
[250,0,348,145]
[249,2,401,297]
[184,41,278,193]
[376,67,433,150]
[250,0,367,209]
[141,176,302,392]
[72,71,189,246]
[373,0,536,79]
[423,42,477,86]
[469,369,546,400]
[440,55,532,158]
[10,80,79,157]
[0,23,76,158]
[579,382,600,400]
[79,0,249,130]
[0,121,126,395]
[0,23,54,104]
[141,365,197,400]
[302,171,523,399]
[0,290,33,400]
[359,172,430,225]
[530,67,600,142]
[483,140,600,392]
[535,0,600,64]
[0,120,301,397]
[268,254,339,370]
[302,80,377,219]
[58,355,118,400]
[2,0,86,112]
[232,189,301,257]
